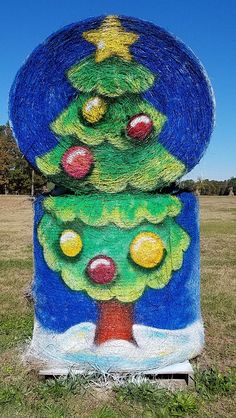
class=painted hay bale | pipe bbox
[9,15,214,372]
[29,191,203,371]
[9,15,214,192]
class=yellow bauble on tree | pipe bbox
[130,232,165,268]
[60,230,83,257]
[82,96,107,123]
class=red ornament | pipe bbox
[87,255,116,285]
[126,113,153,140]
[62,146,93,179]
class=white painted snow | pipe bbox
[25,320,204,372]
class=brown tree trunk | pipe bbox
[94,300,136,345]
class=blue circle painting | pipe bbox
[9,15,215,190]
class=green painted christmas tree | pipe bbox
[36,16,185,193]
[37,17,190,345]
[38,193,189,344]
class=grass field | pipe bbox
[0,195,235,418]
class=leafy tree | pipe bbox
[179,179,196,192]
[0,124,46,194]
[0,125,18,193]
[228,177,236,195]
[180,178,236,196]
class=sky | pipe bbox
[0,0,235,180]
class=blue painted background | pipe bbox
[33,192,200,332]
[9,16,214,174]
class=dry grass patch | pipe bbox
[199,196,236,373]
[0,196,33,260]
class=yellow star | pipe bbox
[83,16,139,62]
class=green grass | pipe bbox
[203,257,236,266]
[218,207,236,213]
[91,405,120,418]
[202,292,235,321]
[115,382,198,417]
[0,259,33,270]
[0,196,236,417]
[201,220,236,235]
[1,370,235,418]
[195,368,236,399]
[0,312,33,352]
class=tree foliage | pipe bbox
[38,194,189,302]
[180,178,236,196]
[0,124,46,195]
[36,54,186,193]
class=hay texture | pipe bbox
[9,15,214,371]
[9,15,215,193]
[30,191,203,370]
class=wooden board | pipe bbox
[39,360,194,388]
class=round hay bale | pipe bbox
[9,15,215,192]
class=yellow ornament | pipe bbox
[60,230,83,257]
[130,232,165,268]
[82,96,107,123]
[83,15,139,63]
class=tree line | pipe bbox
[0,124,235,196]
[180,178,236,196]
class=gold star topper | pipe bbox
[83,16,139,62]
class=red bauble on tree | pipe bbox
[62,146,94,179]
[126,113,153,141]
[87,255,117,284]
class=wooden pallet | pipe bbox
[39,361,194,388]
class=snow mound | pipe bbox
[26,320,204,372]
